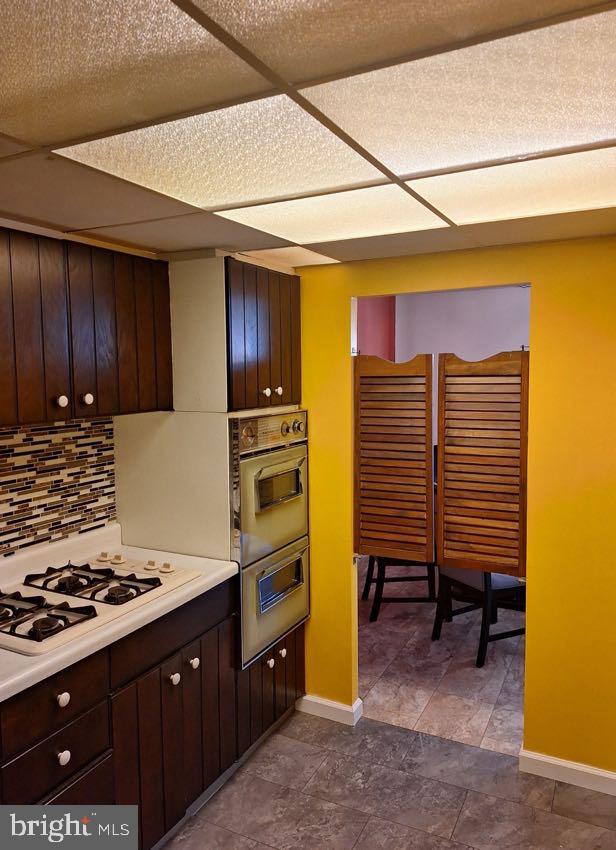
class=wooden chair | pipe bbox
[362,556,437,622]
[431,566,525,667]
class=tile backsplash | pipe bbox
[0,419,115,558]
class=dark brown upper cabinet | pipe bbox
[226,256,301,412]
[0,225,173,427]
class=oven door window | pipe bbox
[256,466,302,512]
[258,556,303,614]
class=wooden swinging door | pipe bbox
[354,354,433,562]
[436,351,529,577]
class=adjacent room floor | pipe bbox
[358,560,525,755]
[166,711,616,850]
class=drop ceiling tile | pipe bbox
[215,184,444,243]
[57,95,381,208]
[238,246,339,269]
[0,136,29,158]
[0,0,269,146]
[409,148,616,224]
[76,212,292,253]
[306,207,616,262]
[200,0,599,83]
[304,11,615,174]
[0,153,197,231]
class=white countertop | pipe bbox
[0,525,238,702]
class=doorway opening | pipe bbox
[353,284,530,754]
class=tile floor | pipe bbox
[166,712,616,850]
[358,561,525,755]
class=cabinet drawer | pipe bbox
[44,752,114,805]
[2,701,110,804]
[1,650,109,760]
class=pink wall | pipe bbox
[356,295,396,360]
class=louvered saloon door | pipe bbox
[354,355,433,562]
[437,351,529,577]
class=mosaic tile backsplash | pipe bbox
[0,419,115,558]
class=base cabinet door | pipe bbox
[181,640,203,808]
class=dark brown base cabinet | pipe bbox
[0,579,305,850]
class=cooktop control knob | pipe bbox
[97,551,111,562]
[145,559,157,571]
[292,419,305,434]
[281,420,290,436]
[160,562,175,574]
[111,554,126,565]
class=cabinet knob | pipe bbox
[275,386,283,396]
[263,387,272,398]
[56,691,71,708]
[81,392,94,406]
[57,750,71,767]
[169,672,181,686]
[188,657,200,670]
[266,658,275,669]
[55,395,69,409]
[279,648,287,659]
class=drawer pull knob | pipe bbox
[55,395,69,409]
[279,648,287,659]
[263,387,272,398]
[56,692,71,708]
[57,750,71,767]
[169,672,181,686]
[189,657,200,670]
[267,658,275,669]
[275,386,283,396]
[81,392,95,406]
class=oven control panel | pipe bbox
[238,410,307,454]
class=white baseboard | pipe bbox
[520,749,616,797]
[296,694,363,726]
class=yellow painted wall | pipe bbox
[301,235,616,771]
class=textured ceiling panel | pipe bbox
[238,246,339,268]
[0,0,268,146]
[75,212,292,253]
[304,12,616,174]
[409,148,616,224]
[306,208,616,261]
[200,0,600,82]
[215,184,443,243]
[57,95,381,208]
[0,154,197,231]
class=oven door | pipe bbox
[239,443,308,566]
[242,536,310,667]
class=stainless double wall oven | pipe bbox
[231,411,309,667]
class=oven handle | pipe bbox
[254,457,305,513]
[257,544,309,615]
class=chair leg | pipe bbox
[490,602,498,625]
[476,574,492,668]
[426,562,437,601]
[361,555,376,601]
[444,577,453,622]
[369,558,385,622]
[431,573,448,641]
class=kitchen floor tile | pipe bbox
[303,751,466,837]
[453,789,616,849]
[495,649,525,711]
[203,770,368,850]
[480,706,524,755]
[403,732,554,810]
[415,692,493,746]
[354,816,470,850]
[552,781,616,831]
[242,732,329,789]
[165,819,261,849]
[436,650,508,702]
[279,712,416,770]
[362,671,435,730]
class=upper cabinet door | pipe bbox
[39,237,72,422]
[226,258,301,412]
[0,230,18,427]
[67,243,99,418]
[133,258,158,412]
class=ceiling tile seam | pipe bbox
[398,139,616,182]
[1,2,613,159]
[295,0,616,89]
[66,209,211,235]
[167,0,457,228]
